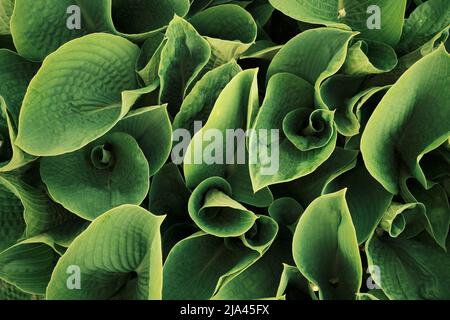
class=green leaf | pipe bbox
[0,180,25,252]
[0,235,61,295]
[0,98,35,172]
[188,176,257,237]
[249,73,337,190]
[158,16,211,116]
[0,49,39,125]
[173,60,242,133]
[342,40,398,75]
[212,198,302,299]
[136,32,166,86]
[163,216,277,300]
[110,0,190,36]
[0,279,34,300]
[366,233,450,299]
[267,27,356,110]
[40,132,150,221]
[10,0,191,60]
[324,159,393,243]
[292,190,362,300]
[0,172,86,241]
[379,202,426,238]
[46,205,165,300]
[183,69,260,188]
[397,0,450,54]
[276,264,318,300]
[361,46,450,194]
[269,0,407,46]
[0,0,14,35]
[271,147,358,207]
[400,179,450,249]
[189,4,257,67]
[16,33,142,156]
[111,105,172,176]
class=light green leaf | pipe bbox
[46,205,165,300]
[267,27,356,110]
[397,0,450,54]
[10,0,191,60]
[0,0,14,35]
[163,216,277,300]
[0,235,61,295]
[292,190,362,300]
[111,105,172,176]
[158,16,211,116]
[16,33,142,156]
[188,176,257,237]
[173,60,242,133]
[40,132,149,221]
[269,0,407,46]
[276,264,318,300]
[324,159,393,243]
[361,46,450,194]
[250,73,337,190]
[189,4,257,67]
[366,233,450,299]
[342,40,398,75]
[183,69,260,188]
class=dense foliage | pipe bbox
[0,0,449,300]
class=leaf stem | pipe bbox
[338,0,346,19]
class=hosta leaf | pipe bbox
[46,205,165,300]
[111,0,190,36]
[189,4,257,67]
[0,279,34,300]
[379,202,426,238]
[344,85,390,149]
[269,0,407,46]
[0,172,86,240]
[366,234,450,299]
[158,16,211,116]
[183,69,262,190]
[10,0,191,61]
[0,0,14,35]
[136,32,165,86]
[250,73,337,190]
[319,74,365,136]
[400,179,450,249]
[163,216,277,300]
[0,180,25,252]
[356,290,388,300]
[0,49,39,125]
[0,98,35,172]
[292,190,362,300]
[188,177,257,237]
[16,33,142,156]
[111,105,172,176]
[397,0,450,54]
[271,147,358,207]
[240,41,282,60]
[173,60,242,133]
[0,235,61,295]
[324,159,393,243]
[213,198,302,299]
[149,163,191,225]
[361,46,450,194]
[40,132,149,221]
[276,264,318,300]
[267,27,356,110]
[342,40,398,75]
